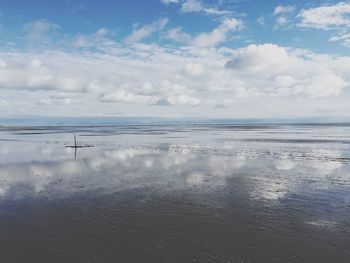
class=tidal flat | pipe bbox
[0,124,349,263]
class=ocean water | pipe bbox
[0,124,349,262]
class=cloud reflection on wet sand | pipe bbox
[0,125,350,262]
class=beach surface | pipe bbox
[0,124,350,262]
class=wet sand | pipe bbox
[0,125,350,262]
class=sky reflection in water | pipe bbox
[0,125,350,262]
[1,125,349,203]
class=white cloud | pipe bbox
[22,19,60,44]
[73,28,110,48]
[256,16,265,27]
[0,59,7,68]
[165,18,244,47]
[0,41,350,118]
[37,96,75,106]
[184,63,203,76]
[330,31,350,47]
[37,98,53,106]
[274,16,289,29]
[179,0,232,16]
[124,18,169,44]
[181,0,202,12]
[297,2,350,30]
[101,90,159,104]
[225,44,349,97]
[273,5,295,16]
[164,27,192,43]
[272,5,295,30]
[192,18,243,47]
[0,99,9,106]
[160,0,179,4]
[164,94,201,106]
[0,57,74,91]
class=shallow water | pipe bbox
[0,124,350,262]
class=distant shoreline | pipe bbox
[1,115,350,127]
[1,122,350,129]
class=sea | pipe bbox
[0,124,349,262]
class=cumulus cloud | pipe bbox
[225,44,349,97]
[0,45,204,111]
[100,90,159,104]
[37,97,75,106]
[0,55,82,91]
[183,63,203,76]
[165,18,243,47]
[297,2,350,30]
[161,94,201,106]
[124,18,169,44]
[0,41,350,117]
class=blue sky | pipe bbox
[0,0,350,119]
[1,0,349,54]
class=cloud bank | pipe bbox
[2,0,350,119]
[0,40,349,118]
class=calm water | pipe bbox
[0,124,350,263]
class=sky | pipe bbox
[0,0,350,120]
